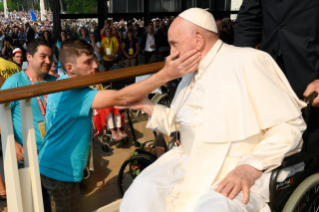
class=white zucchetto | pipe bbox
[179,8,218,33]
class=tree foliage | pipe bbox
[61,0,98,14]
[0,2,4,11]
[1,0,97,14]
[2,0,53,12]
[34,2,40,10]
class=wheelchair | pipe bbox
[92,109,137,152]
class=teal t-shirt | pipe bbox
[0,71,57,150]
[39,74,98,182]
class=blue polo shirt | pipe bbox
[1,71,57,150]
[39,74,98,182]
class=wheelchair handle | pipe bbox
[302,91,318,151]
[305,92,318,105]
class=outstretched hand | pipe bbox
[215,164,262,204]
[159,50,201,81]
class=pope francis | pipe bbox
[120,8,307,212]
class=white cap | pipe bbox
[12,48,23,56]
[178,8,217,33]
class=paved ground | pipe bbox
[0,114,155,212]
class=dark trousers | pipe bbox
[42,183,52,212]
[41,174,81,212]
[144,51,155,64]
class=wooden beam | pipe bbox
[0,62,164,104]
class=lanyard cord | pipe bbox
[25,69,47,116]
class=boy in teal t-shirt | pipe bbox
[38,38,199,211]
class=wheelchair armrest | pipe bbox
[281,150,316,168]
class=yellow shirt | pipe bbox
[101,37,119,61]
[0,57,21,79]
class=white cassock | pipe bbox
[120,40,306,212]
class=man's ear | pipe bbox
[64,62,75,75]
[195,31,205,52]
[26,53,32,63]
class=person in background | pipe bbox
[49,62,59,77]
[141,23,159,64]
[43,31,53,46]
[18,28,26,47]
[80,27,89,43]
[11,48,23,68]
[123,22,134,39]
[25,21,35,45]
[133,24,139,37]
[156,21,170,57]
[100,20,112,40]
[216,20,230,44]
[1,37,14,60]
[0,56,21,87]
[56,30,67,75]
[154,19,160,34]
[114,29,124,48]
[122,29,139,68]
[89,32,103,71]
[101,27,119,71]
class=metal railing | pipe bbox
[0,61,164,212]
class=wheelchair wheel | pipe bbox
[154,93,169,107]
[118,153,157,197]
[101,143,111,152]
[151,93,161,102]
[283,173,319,212]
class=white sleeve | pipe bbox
[237,115,306,172]
[146,104,176,136]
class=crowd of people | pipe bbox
[0,9,236,74]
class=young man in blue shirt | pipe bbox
[0,39,56,211]
[38,38,200,211]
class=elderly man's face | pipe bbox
[168,17,195,58]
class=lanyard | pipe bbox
[147,34,154,45]
[25,69,47,116]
